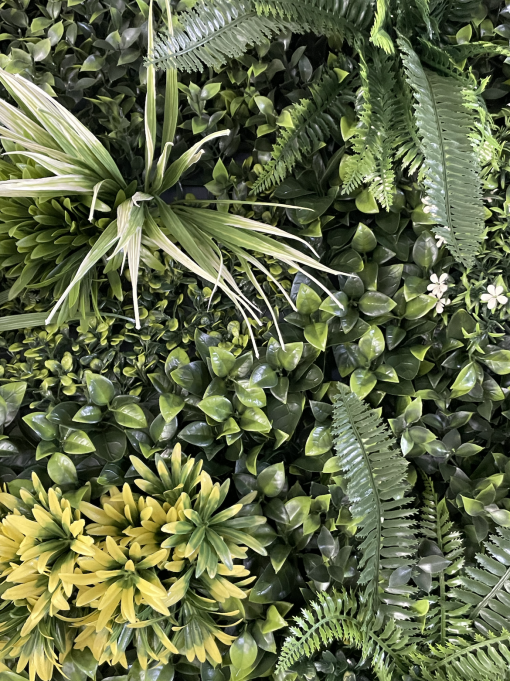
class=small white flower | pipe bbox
[435,228,450,248]
[481,284,508,310]
[435,297,451,314]
[427,273,449,299]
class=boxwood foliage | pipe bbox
[0,1,510,681]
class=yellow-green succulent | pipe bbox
[0,444,267,679]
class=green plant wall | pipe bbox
[0,1,510,681]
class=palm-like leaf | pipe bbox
[398,37,485,267]
[331,384,416,613]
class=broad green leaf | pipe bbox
[63,430,96,455]
[198,395,233,422]
[210,347,236,377]
[159,393,185,422]
[350,369,377,399]
[48,453,78,485]
[305,426,332,456]
[240,407,272,433]
[359,325,385,361]
[258,463,285,497]
[113,403,147,428]
[85,371,115,406]
[23,412,58,441]
[296,283,321,314]
[236,380,267,408]
[304,322,328,351]
[0,382,26,426]
[231,631,258,670]
[358,292,396,316]
[352,223,377,252]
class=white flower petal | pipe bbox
[430,274,439,283]
[487,285,496,295]
[488,298,497,310]
[480,294,491,302]
[439,274,448,283]
[495,286,504,296]
[498,295,508,305]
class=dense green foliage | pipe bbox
[1,0,510,680]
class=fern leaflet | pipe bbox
[415,631,510,681]
[398,37,485,267]
[331,384,416,613]
[370,0,394,54]
[251,68,351,194]
[451,528,510,636]
[341,48,400,209]
[420,476,469,645]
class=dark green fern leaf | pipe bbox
[276,590,412,680]
[420,476,469,645]
[398,37,485,267]
[251,68,352,194]
[342,49,399,209]
[331,384,416,614]
[150,0,297,72]
[450,528,510,636]
[416,631,510,681]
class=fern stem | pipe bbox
[470,566,510,621]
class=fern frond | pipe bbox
[257,0,374,39]
[342,49,399,209]
[417,631,510,681]
[445,42,510,63]
[420,477,469,645]
[150,0,373,72]
[398,37,485,267]
[251,68,352,194]
[276,590,360,673]
[331,384,417,613]
[150,0,297,72]
[276,590,412,679]
[418,39,470,79]
[370,0,394,54]
[450,529,510,636]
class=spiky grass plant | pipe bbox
[0,0,343,347]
